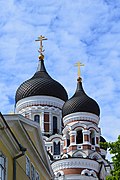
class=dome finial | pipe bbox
[35,35,48,60]
[75,61,84,82]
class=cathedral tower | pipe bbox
[15,37,110,180]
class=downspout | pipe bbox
[13,145,27,180]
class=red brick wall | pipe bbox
[44,113,49,132]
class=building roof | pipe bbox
[62,78,100,117]
[100,136,107,150]
[15,59,68,103]
[4,113,54,178]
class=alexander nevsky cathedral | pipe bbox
[12,36,111,179]
[14,36,111,179]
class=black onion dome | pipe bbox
[15,59,68,103]
[62,78,100,117]
[100,136,106,143]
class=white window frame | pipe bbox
[34,115,40,123]
[31,163,35,180]
[0,152,6,180]
[35,170,40,180]
[26,156,40,180]
[26,156,30,177]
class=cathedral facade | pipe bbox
[0,36,112,180]
[14,36,110,180]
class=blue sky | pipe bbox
[0,0,120,146]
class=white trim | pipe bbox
[26,155,30,177]
[0,151,7,180]
[69,131,76,136]
[52,158,100,173]
[82,130,90,135]
[63,112,99,126]
[16,96,65,113]
[64,175,98,180]
[3,114,54,179]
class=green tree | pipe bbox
[104,135,120,180]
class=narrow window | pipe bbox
[67,139,70,147]
[35,171,40,180]
[66,132,70,147]
[0,153,6,180]
[31,163,35,180]
[76,130,83,144]
[53,141,60,155]
[90,130,95,145]
[26,156,30,177]
[34,115,40,123]
[53,116,58,134]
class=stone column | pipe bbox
[49,111,52,134]
[59,112,62,134]
[69,131,76,145]
[82,130,91,145]
[63,134,67,148]
[63,134,68,153]
[41,111,44,133]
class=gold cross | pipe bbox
[75,62,84,77]
[35,35,48,55]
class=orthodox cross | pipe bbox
[35,35,47,56]
[75,62,84,78]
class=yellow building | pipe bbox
[0,112,53,180]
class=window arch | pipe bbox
[34,115,40,123]
[53,116,58,134]
[53,141,60,155]
[90,130,95,145]
[76,129,83,144]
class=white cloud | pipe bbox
[0,0,119,144]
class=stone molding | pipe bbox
[69,131,76,136]
[16,96,65,113]
[52,158,100,173]
[82,129,90,135]
[63,112,99,126]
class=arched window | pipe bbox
[53,141,60,155]
[76,130,83,144]
[53,116,58,134]
[90,130,95,145]
[34,115,40,123]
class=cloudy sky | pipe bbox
[0,0,120,147]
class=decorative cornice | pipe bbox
[16,96,64,113]
[52,158,100,173]
[63,112,100,126]
[62,122,100,134]
[45,134,63,142]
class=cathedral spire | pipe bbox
[35,35,48,60]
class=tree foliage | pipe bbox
[102,135,120,180]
